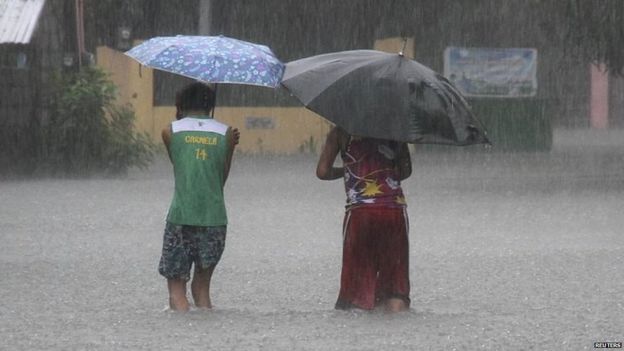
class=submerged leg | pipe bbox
[375,208,411,313]
[384,297,409,313]
[191,265,216,309]
[167,278,190,311]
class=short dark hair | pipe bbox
[176,82,216,113]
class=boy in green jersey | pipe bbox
[159,83,238,311]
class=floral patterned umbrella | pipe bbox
[125,35,284,88]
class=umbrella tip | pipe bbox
[398,37,408,57]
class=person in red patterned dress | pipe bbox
[316,126,412,312]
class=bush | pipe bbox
[43,66,155,176]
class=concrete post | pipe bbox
[590,63,609,129]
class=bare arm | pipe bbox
[316,127,344,180]
[395,143,412,181]
[161,125,172,162]
[223,127,237,183]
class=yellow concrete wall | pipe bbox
[96,46,156,137]
[154,106,332,154]
[96,40,419,154]
[374,37,415,59]
[96,45,331,154]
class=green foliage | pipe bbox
[44,66,155,176]
[562,0,624,75]
[104,105,156,175]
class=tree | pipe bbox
[556,0,624,75]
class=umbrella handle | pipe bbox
[211,84,218,118]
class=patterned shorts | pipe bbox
[158,222,227,281]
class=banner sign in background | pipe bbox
[444,47,538,98]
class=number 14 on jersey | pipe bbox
[195,148,208,160]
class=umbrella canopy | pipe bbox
[281,50,490,145]
[125,35,284,88]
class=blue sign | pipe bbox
[444,47,538,98]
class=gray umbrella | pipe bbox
[281,50,490,145]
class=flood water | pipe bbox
[1,128,623,350]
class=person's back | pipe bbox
[317,127,412,312]
[158,83,236,311]
[167,117,229,227]
[340,136,407,209]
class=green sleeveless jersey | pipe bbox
[166,116,230,226]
